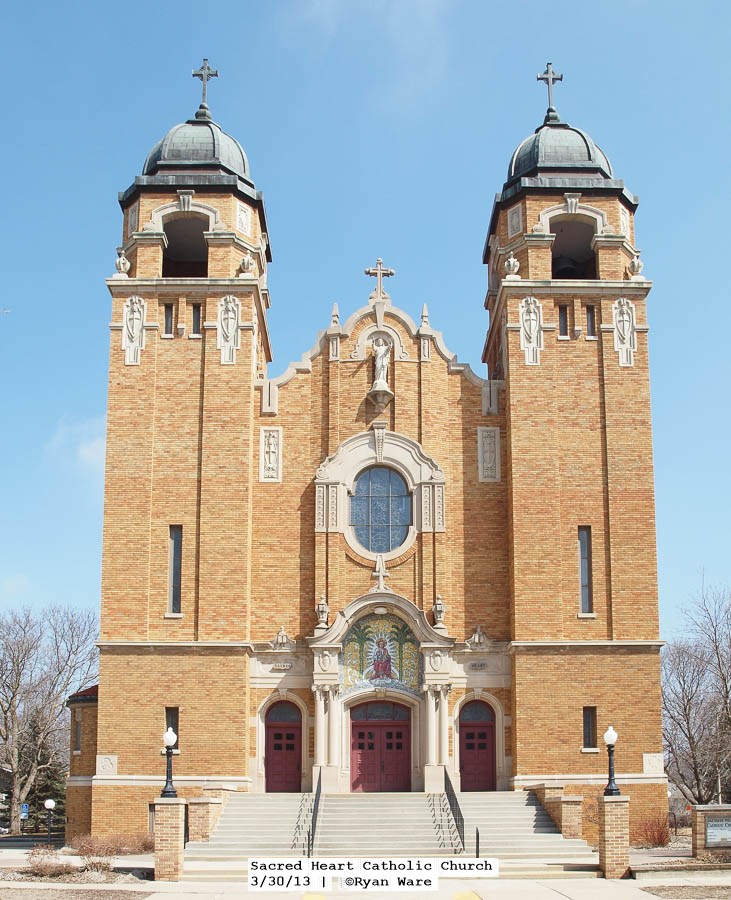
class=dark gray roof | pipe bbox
[142,104,251,183]
[507,115,613,184]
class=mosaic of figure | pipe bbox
[341,613,421,696]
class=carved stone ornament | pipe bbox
[477,427,500,483]
[239,251,254,276]
[260,427,282,482]
[429,650,443,671]
[217,296,241,364]
[507,204,523,238]
[96,754,118,775]
[122,296,146,365]
[237,202,251,235]
[467,625,487,649]
[613,298,637,367]
[519,296,543,365]
[113,246,131,278]
[629,254,644,278]
[319,650,333,671]
[273,626,294,651]
[504,252,520,279]
[432,594,446,625]
[315,594,329,626]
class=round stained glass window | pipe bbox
[350,467,412,554]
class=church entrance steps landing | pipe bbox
[457,791,597,863]
[314,793,456,856]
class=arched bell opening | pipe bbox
[550,217,597,279]
[162,213,208,277]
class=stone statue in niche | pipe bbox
[372,337,390,387]
[122,296,145,365]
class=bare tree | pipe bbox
[0,607,97,834]
[662,586,731,805]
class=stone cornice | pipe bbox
[106,277,261,297]
[509,640,663,652]
[97,640,254,652]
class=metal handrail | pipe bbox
[307,771,322,857]
[444,770,465,852]
[475,826,480,858]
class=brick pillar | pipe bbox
[691,807,706,857]
[599,795,630,879]
[560,796,583,840]
[154,798,187,881]
[187,798,222,842]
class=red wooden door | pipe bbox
[265,702,302,792]
[350,702,410,792]
[459,701,496,791]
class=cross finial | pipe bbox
[192,58,219,118]
[537,62,563,122]
[364,257,395,303]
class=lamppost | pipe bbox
[603,725,620,796]
[161,727,178,798]
[43,798,55,844]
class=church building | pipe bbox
[66,62,666,843]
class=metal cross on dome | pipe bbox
[192,58,219,107]
[365,257,395,302]
[537,62,563,112]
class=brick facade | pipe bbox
[66,94,667,843]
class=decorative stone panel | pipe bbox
[122,297,146,366]
[477,427,500,483]
[259,427,282,482]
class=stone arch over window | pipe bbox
[314,426,446,562]
[535,198,610,281]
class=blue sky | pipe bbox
[1,1,728,639]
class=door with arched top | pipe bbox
[265,701,302,792]
[458,700,496,791]
[350,701,411,792]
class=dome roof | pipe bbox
[507,113,613,183]
[142,104,250,181]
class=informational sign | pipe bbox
[20,803,29,820]
[705,813,731,847]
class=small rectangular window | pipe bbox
[583,706,597,748]
[169,525,182,614]
[192,303,202,335]
[164,304,174,336]
[165,707,179,749]
[558,304,569,337]
[73,710,82,752]
[586,305,597,337]
[578,526,593,613]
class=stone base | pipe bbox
[423,765,445,792]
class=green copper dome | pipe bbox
[142,104,251,182]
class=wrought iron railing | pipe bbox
[444,771,465,853]
[475,825,480,858]
[306,770,322,857]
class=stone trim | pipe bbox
[512,773,667,787]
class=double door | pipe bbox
[351,721,410,791]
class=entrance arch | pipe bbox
[458,700,496,791]
[350,701,411,792]
[265,701,302,792]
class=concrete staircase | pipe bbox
[314,793,456,857]
[182,789,599,881]
[456,791,598,877]
[183,792,310,881]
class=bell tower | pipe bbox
[484,66,663,809]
